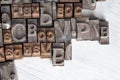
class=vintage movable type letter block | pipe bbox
[32,3,40,18]
[52,43,64,66]
[65,3,73,18]
[12,19,26,43]
[46,28,55,42]
[28,19,37,42]
[32,43,40,57]
[71,18,77,39]
[13,44,23,59]
[23,4,31,18]
[0,28,3,47]
[89,18,100,40]
[65,42,72,60]
[23,43,32,57]
[82,0,96,10]
[23,0,32,3]
[12,0,23,3]
[40,2,52,26]
[5,45,13,60]
[59,0,80,2]
[41,43,51,58]
[54,19,71,43]
[74,3,82,18]
[3,30,12,44]
[38,28,46,42]
[1,5,11,29]
[56,3,64,18]
[99,20,109,44]
[0,47,5,62]
[76,17,91,40]
[12,4,23,18]
[1,0,12,4]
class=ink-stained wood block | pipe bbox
[56,4,64,18]
[46,28,55,42]
[40,2,52,26]
[3,30,12,44]
[99,20,109,44]
[32,43,40,57]
[12,4,24,18]
[74,3,82,18]
[1,5,11,29]
[38,28,46,42]
[5,45,14,60]
[65,3,73,18]
[23,43,32,57]
[0,47,5,62]
[59,0,80,2]
[0,29,3,47]
[52,48,64,66]
[41,43,51,58]
[28,19,37,42]
[23,4,31,18]
[12,19,26,43]
[13,44,23,59]
[82,0,96,10]
[32,3,40,18]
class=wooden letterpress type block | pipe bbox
[1,0,12,4]
[65,3,73,18]
[13,0,23,3]
[74,3,82,18]
[71,18,77,39]
[23,0,32,3]
[82,0,96,10]
[12,4,23,18]
[0,47,5,62]
[28,19,37,42]
[12,19,26,43]
[54,19,71,43]
[41,43,51,58]
[56,4,64,18]
[65,42,72,60]
[1,5,11,29]
[46,28,55,42]
[76,17,91,40]
[13,44,23,59]
[89,19,100,40]
[32,43,40,57]
[38,28,46,42]
[0,29,3,47]
[23,43,32,57]
[40,2,52,26]
[5,45,13,60]
[23,4,31,18]
[59,0,80,2]
[3,30,12,44]
[99,20,109,44]
[52,48,64,66]
[32,3,40,18]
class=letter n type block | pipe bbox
[12,19,26,43]
[41,43,51,58]
[23,43,32,57]
[99,20,109,44]
[13,44,23,59]
[28,19,37,42]
[5,45,14,60]
[0,47,5,62]
[40,2,52,27]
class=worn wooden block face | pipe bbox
[0,0,108,67]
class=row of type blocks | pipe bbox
[0,0,109,66]
[0,17,109,66]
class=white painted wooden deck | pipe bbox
[15,0,120,80]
